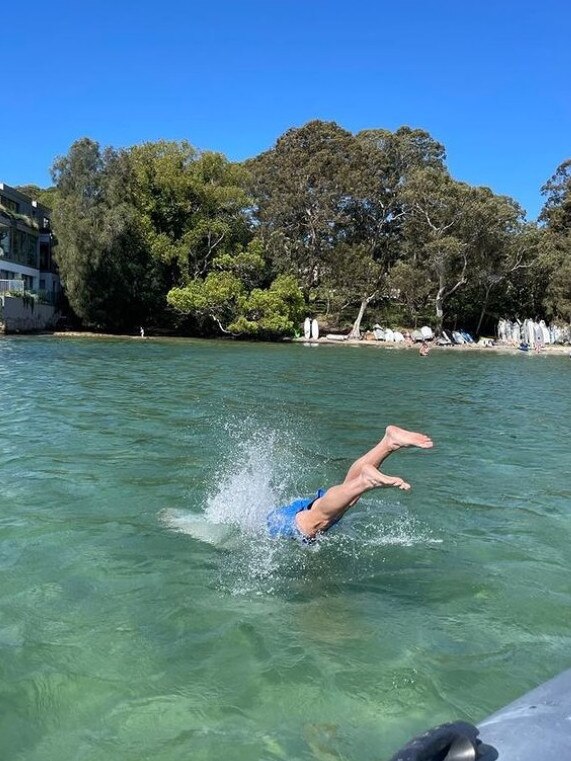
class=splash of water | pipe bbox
[204,427,282,535]
[160,419,441,596]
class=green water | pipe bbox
[1,336,570,760]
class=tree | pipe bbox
[538,160,571,322]
[167,270,246,334]
[388,260,433,326]
[249,121,448,336]
[339,127,446,336]
[355,126,445,210]
[129,141,252,282]
[470,217,538,335]
[167,264,304,339]
[400,168,478,333]
[50,138,254,332]
[15,184,59,209]
[231,275,305,337]
[51,139,164,330]
[542,245,571,322]
[248,120,360,295]
[540,160,571,233]
[319,244,385,337]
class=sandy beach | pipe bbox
[39,330,571,355]
[296,335,571,355]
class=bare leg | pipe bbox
[343,425,433,484]
[296,464,410,539]
[295,425,433,539]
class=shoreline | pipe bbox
[293,336,571,355]
[3,330,569,355]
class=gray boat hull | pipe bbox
[388,668,571,760]
[477,668,571,760]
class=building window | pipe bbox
[39,242,51,269]
[0,225,9,257]
[9,230,38,267]
[0,195,19,213]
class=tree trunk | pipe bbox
[348,296,371,339]
[475,286,492,337]
[435,263,467,336]
[435,287,445,336]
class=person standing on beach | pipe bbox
[267,425,433,541]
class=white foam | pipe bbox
[159,509,236,547]
[203,427,281,535]
[160,421,441,595]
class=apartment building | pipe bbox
[0,182,60,300]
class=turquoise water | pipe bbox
[1,336,570,760]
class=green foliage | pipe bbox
[168,273,304,338]
[539,231,571,321]
[539,160,571,322]
[15,184,59,210]
[50,138,253,332]
[129,141,251,280]
[540,160,571,233]
[248,120,360,293]
[213,239,266,288]
[249,121,452,336]
[388,260,433,325]
[0,205,39,230]
[357,126,446,183]
[231,275,305,337]
[51,138,168,331]
[36,124,571,337]
[167,271,246,332]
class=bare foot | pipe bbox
[361,464,411,491]
[384,425,433,451]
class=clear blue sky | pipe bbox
[2,0,569,219]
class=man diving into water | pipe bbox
[267,425,433,541]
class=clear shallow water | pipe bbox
[1,336,570,760]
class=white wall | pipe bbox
[0,295,59,333]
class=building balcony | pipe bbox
[0,279,24,294]
[0,282,61,307]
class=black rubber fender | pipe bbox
[387,720,494,761]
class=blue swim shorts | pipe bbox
[267,489,326,540]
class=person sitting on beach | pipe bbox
[267,425,433,541]
[419,341,430,356]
